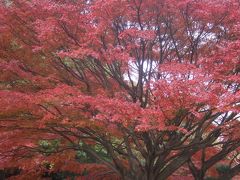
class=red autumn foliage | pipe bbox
[0,0,240,179]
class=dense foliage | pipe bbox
[0,0,240,179]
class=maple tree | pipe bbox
[0,0,240,179]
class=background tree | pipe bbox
[0,0,239,179]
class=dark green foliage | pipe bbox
[216,164,231,175]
